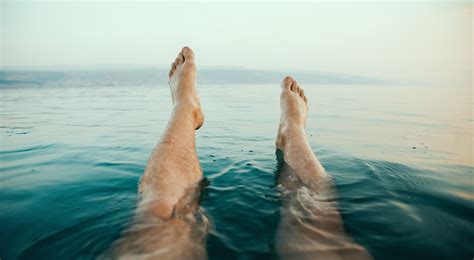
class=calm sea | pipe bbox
[1,84,473,259]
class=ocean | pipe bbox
[1,83,472,259]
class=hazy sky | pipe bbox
[1,1,472,85]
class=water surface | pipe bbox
[1,84,473,259]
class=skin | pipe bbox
[107,47,370,259]
[275,77,372,260]
[108,47,207,260]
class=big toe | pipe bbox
[281,76,294,90]
[182,46,195,62]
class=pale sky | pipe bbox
[1,1,472,85]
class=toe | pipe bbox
[182,46,195,61]
[281,76,293,89]
[169,61,177,79]
[177,51,184,64]
[290,80,297,92]
[303,96,308,103]
[299,88,305,97]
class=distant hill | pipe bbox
[0,68,389,87]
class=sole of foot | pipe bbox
[276,76,308,150]
[168,46,204,130]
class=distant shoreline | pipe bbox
[0,68,391,87]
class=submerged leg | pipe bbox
[109,47,208,259]
[275,76,371,260]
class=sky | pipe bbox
[1,1,472,85]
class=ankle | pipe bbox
[173,100,204,129]
[281,123,305,137]
[173,98,200,112]
[276,124,306,149]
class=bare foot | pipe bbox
[107,47,209,259]
[276,76,308,150]
[137,47,205,219]
[274,76,372,260]
[169,46,204,129]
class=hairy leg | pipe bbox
[108,47,208,260]
[275,76,371,260]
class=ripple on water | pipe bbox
[19,210,133,259]
[1,85,473,259]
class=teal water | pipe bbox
[1,84,473,259]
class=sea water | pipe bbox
[0,84,472,259]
